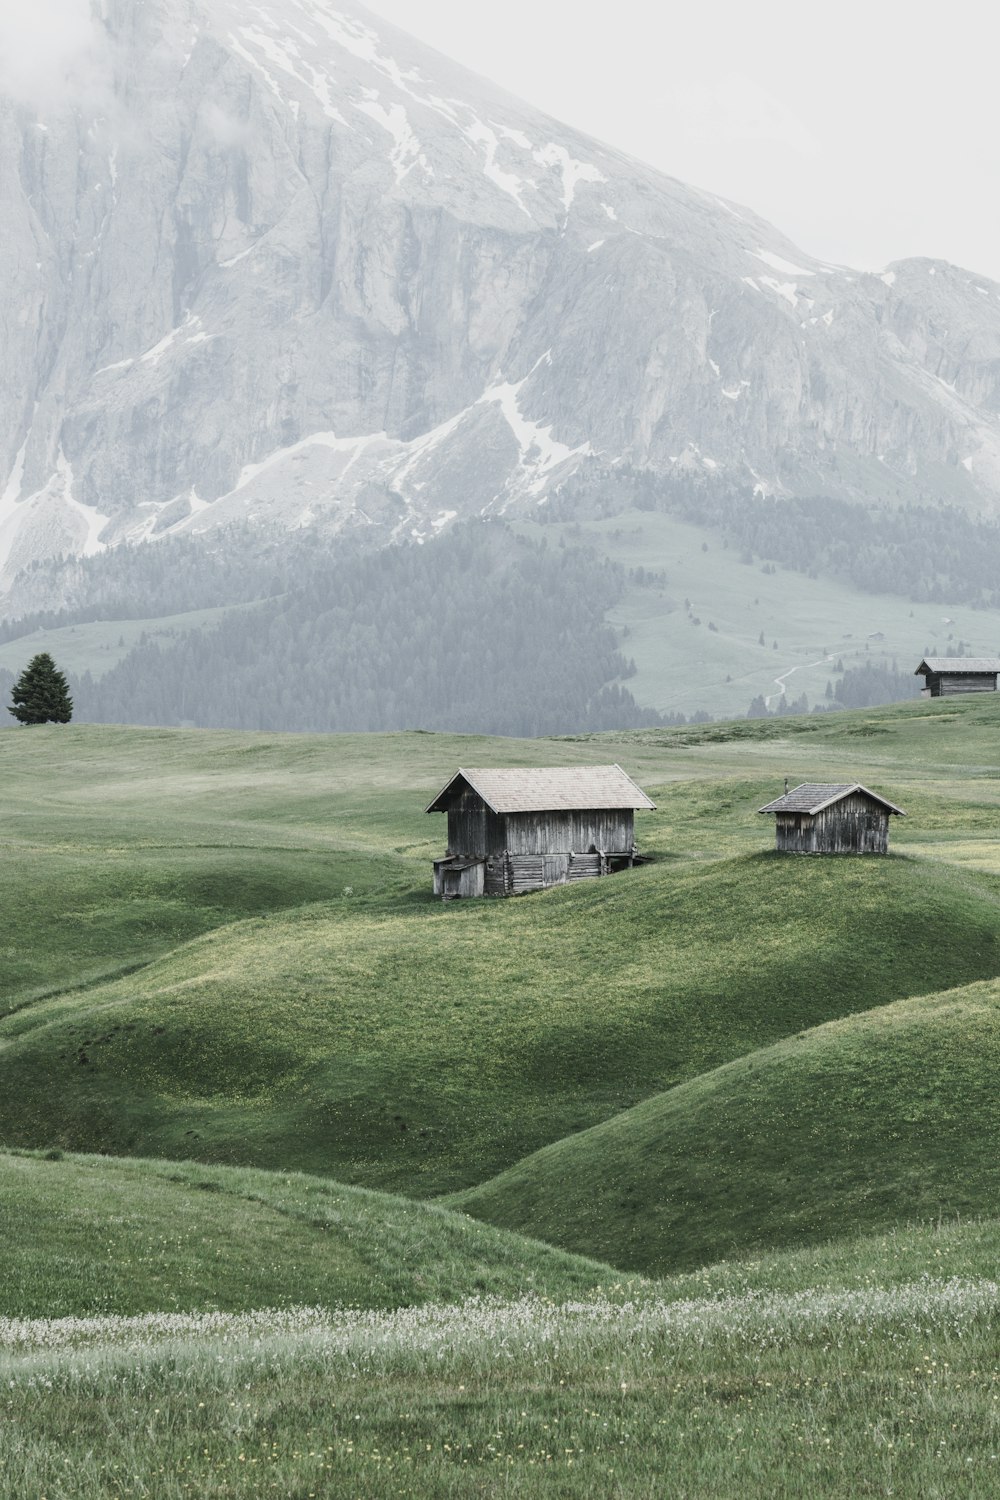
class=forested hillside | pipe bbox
[0,526,294,632]
[545,468,1000,606]
[66,525,661,736]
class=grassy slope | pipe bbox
[4,699,1000,1251]
[522,511,1000,717]
[455,980,1000,1273]
[0,1150,618,1318]
[4,1219,999,1499]
[2,851,999,1194]
[3,707,1000,1497]
[0,722,465,1011]
[2,1145,997,1320]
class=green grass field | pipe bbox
[2,850,999,1197]
[454,978,1000,1271]
[0,1150,619,1318]
[3,1215,998,1498]
[2,701,999,1495]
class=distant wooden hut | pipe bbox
[758,782,905,855]
[426,765,656,898]
[915,657,1000,696]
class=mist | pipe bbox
[0,0,107,111]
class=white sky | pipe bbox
[368,0,1000,279]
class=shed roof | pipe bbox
[915,657,1000,675]
[426,765,656,815]
[758,782,906,816]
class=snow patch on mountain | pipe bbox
[356,96,428,182]
[482,370,593,493]
[94,314,215,377]
[461,120,533,213]
[757,276,801,307]
[754,248,815,277]
[0,453,109,575]
[531,143,605,212]
[235,23,347,123]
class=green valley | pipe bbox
[2,700,999,1497]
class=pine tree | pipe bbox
[9,653,73,725]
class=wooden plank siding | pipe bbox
[775,792,889,855]
[502,809,635,856]
[447,801,635,860]
[929,673,998,696]
[429,767,654,898]
[446,790,506,857]
[433,858,486,898]
[915,659,1000,697]
[508,855,548,894]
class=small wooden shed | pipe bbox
[758,782,905,855]
[427,765,656,898]
[915,657,1000,696]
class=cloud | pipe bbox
[676,72,820,159]
[0,0,110,112]
[201,102,253,149]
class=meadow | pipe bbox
[520,509,1000,716]
[1,698,999,1495]
[3,1231,998,1498]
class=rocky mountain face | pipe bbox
[3,0,1000,599]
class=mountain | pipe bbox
[4,0,1000,602]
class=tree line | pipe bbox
[67,524,671,736]
[544,464,1000,608]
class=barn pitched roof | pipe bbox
[758,782,906,816]
[915,657,1000,675]
[426,765,656,815]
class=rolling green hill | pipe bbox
[454,980,1000,1273]
[2,851,999,1196]
[0,1150,617,1318]
[3,704,1000,1247]
[3,708,1000,1498]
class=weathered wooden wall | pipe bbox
[446,790,506,856]
[483,851,607,895]
[928,673,998,697]
[502,809,635,855]
[447,799,635,859]
[452,863,485,898]
[434,858,486,898]
[775,793,890,854]
[434,864,488,894]
[438,793,639,896]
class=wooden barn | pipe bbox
[758,782,905,855]
[427,765,656,898]
[915,657,1000,696]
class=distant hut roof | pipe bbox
[758,782,906,816]
[915,657,1000,675]
[426,765,656,815]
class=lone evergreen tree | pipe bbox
[9,653,73,725]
